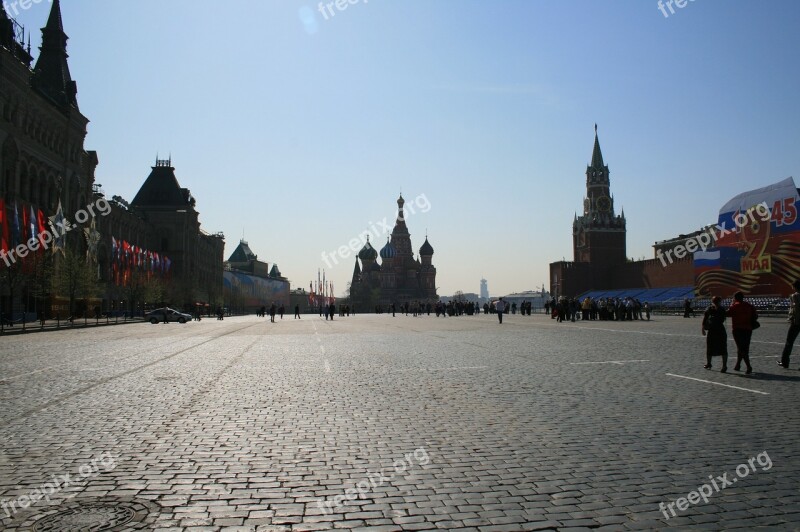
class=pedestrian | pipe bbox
[495,298,506,324]
[643,302,651,321]
[684,298,692,318]
[269,303,276,323]
[329,303,335,320]
[294,304,301,319]
[702,296,728,372]
[279,305,284,319]
[779,279,800,368]
[727,291,756,374]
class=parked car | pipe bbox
[145,308,192,324]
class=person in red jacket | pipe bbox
[727,291,757,374]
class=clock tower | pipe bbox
[573,125,627,267]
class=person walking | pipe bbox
[269,303,276,323]
[294,304,301,319]
[780,280,800,368]
[727,291,756,374]
[329,303,335,320]
[495,298,506,324]
[702,296,728,372]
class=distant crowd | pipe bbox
[371,300,537,317]
[545,296,651,322]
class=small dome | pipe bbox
[358,240,378,261]
[419,237,434,256]
[380,239,397,259]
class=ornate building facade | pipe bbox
[0,1,224,317]
[350,195,437,307]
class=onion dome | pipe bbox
[380,239,397,259]
[358,239,378,261]
[419,237,434,256]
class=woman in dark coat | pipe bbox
[702,296,728,372]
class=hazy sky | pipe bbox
[11,0,800,297]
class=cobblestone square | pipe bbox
[1,314,799,530]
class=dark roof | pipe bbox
[228,240,257,263]
[270,264,282,278]
[131,163,192,207]
[420,237,434,256]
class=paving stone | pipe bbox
[0,315,797,530]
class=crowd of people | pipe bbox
[545,296,651,322]
[370,299,537,318]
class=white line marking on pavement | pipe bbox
[570,360,650,365]
[666,373,769,395]
[393,366,488,372]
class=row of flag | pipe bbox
[308,269,335,306]
[0,198,62,256]
[110,237,171,286]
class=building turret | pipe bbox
[32,0,78,108]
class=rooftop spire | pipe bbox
[32,0,78,109]
[591,124,604,169]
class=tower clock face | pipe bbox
[596,196,612,213]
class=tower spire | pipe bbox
[32,0,78,108]
[591,124,604,169]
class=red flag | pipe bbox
[37,208,46,237]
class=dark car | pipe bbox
[145,307,192,324]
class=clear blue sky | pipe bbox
[12,0,800,296]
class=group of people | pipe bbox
[701,292,759,374]
[702,279,800,374]
[371,299,537,319]
[257,304,304,322]
[546,296,651,323]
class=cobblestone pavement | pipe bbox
[1,313,799,531]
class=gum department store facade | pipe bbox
[0,1,224,317]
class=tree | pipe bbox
[55,248,101,318]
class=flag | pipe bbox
[37,208,46,238]
[29,205,37,242]
[0,198,9,253]
[11,201,21,247]
[20,202,28,244]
